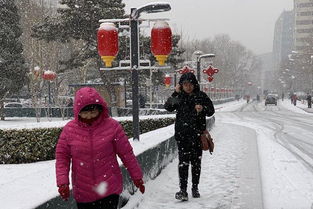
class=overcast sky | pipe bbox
[123,0,293,55]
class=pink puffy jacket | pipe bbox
[55,87,143,203]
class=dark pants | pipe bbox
[176,133,202,192]
[76,194,119,209]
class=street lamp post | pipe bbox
[195,52,215,85]
[130,8,140,140]
[291,75,295,93]
[98,3,171,141]
[129,3,171,141]
[310,55,313,91]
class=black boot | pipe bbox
[192,186,200,198]
[175,190,188,201]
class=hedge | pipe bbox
[0,118,175,164]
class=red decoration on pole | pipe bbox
[97,22,119,67]
[203,65,219,82]
[208,76,214,82]
[164,74,172,87]
[151,21,172,66]
[176,66,195,74]
[42,70,56,81]
[203,65,219,76]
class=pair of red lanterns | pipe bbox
[32,66,57,81]
[97,21,172,67]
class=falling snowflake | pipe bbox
[94,182,108,195]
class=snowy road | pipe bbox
[124,100,313,209]
[220,101,313,209]
[228,101,313,173]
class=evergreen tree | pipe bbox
[32,0,126,70]
[168,34,185,69]
[0,0,27,107]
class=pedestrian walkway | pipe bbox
[298,107,313,113]
[123,123,263,209]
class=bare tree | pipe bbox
[181,34,260,96]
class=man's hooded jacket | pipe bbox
[164,72,215,137]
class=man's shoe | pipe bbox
[175,191,188,201]
[192,188,200,198]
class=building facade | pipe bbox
[273,10,294,71]
[293,0,313,51]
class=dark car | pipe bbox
[265,95,277,106]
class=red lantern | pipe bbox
[97,23,119,67]
[164,74,171,87]
[151,21,172,66]
[33,66,41,79]
[42,70,56,81]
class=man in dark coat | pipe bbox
[164,72,215,201]
[307,93,312,108]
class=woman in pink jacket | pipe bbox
[56,87,145,209]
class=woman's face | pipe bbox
[182,82,194,94]
[79,109,100,119]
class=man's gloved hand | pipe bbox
[58,184,70,201]
[133,179,145,194]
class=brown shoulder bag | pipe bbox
[200,130,214,154]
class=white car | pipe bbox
[4,102,24,108]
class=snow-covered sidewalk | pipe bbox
[281,99,313,114]
[124,122,263,209]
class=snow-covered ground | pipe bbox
[125,99,313,209]
[1,99,313,209]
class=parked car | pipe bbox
[265,95,277,106]
[4,102,24,108]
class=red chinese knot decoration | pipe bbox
[208,77,214,82]
[176,66,195,74]
[97,23,119,67]
[151,21,172,66]
[203,65,219,82]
